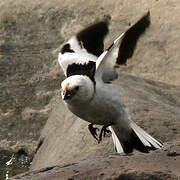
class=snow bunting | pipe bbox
[59,12,163,153]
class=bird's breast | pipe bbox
[66,97,118,125]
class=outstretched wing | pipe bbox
[76,21,109,57]
[95,12,150,82]
[58,21,109,77]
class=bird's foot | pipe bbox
[88,124,99,142]
[98,125,112,143]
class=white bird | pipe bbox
[58,12,163,154]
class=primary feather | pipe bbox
[95,11,150,82]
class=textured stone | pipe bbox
[0,0,180,179]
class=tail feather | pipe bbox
[130,130,150,153]
[109,126,123,153]
[130,121,163,149]
[109,121,163,154]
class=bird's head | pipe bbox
[61,75,95,103]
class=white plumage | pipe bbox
[58,12,163,154]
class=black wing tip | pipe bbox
[137,10,151,29]
[116,11,151,65]
[145,10,150,22]
[129,10,151,30]
[76,20,109,42]
[77,20,109,35]
[66,61,96,84]
[76,20,109,57]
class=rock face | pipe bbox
[0,0,180,179]
[30,74,180,171]
[12,141,180,180]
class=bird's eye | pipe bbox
[75,86,79,91]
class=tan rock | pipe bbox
[30,74,180,172]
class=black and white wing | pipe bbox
[95,12,150,82]
[58,21,109,77]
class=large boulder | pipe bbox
[11,142,180,179]
[12,74,180,179]
[30,74,180,171]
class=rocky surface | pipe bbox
[0,0,180,179]
[11,141,180,180]
[29,74,180,174]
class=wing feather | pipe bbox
[58,21,109,77]
[95,12,150,82]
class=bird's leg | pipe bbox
[98,124,113,143]
[88,123,99,142]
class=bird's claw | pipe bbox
[88,124,99,141]
[88,124,112,143]
[98,126,112,143]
